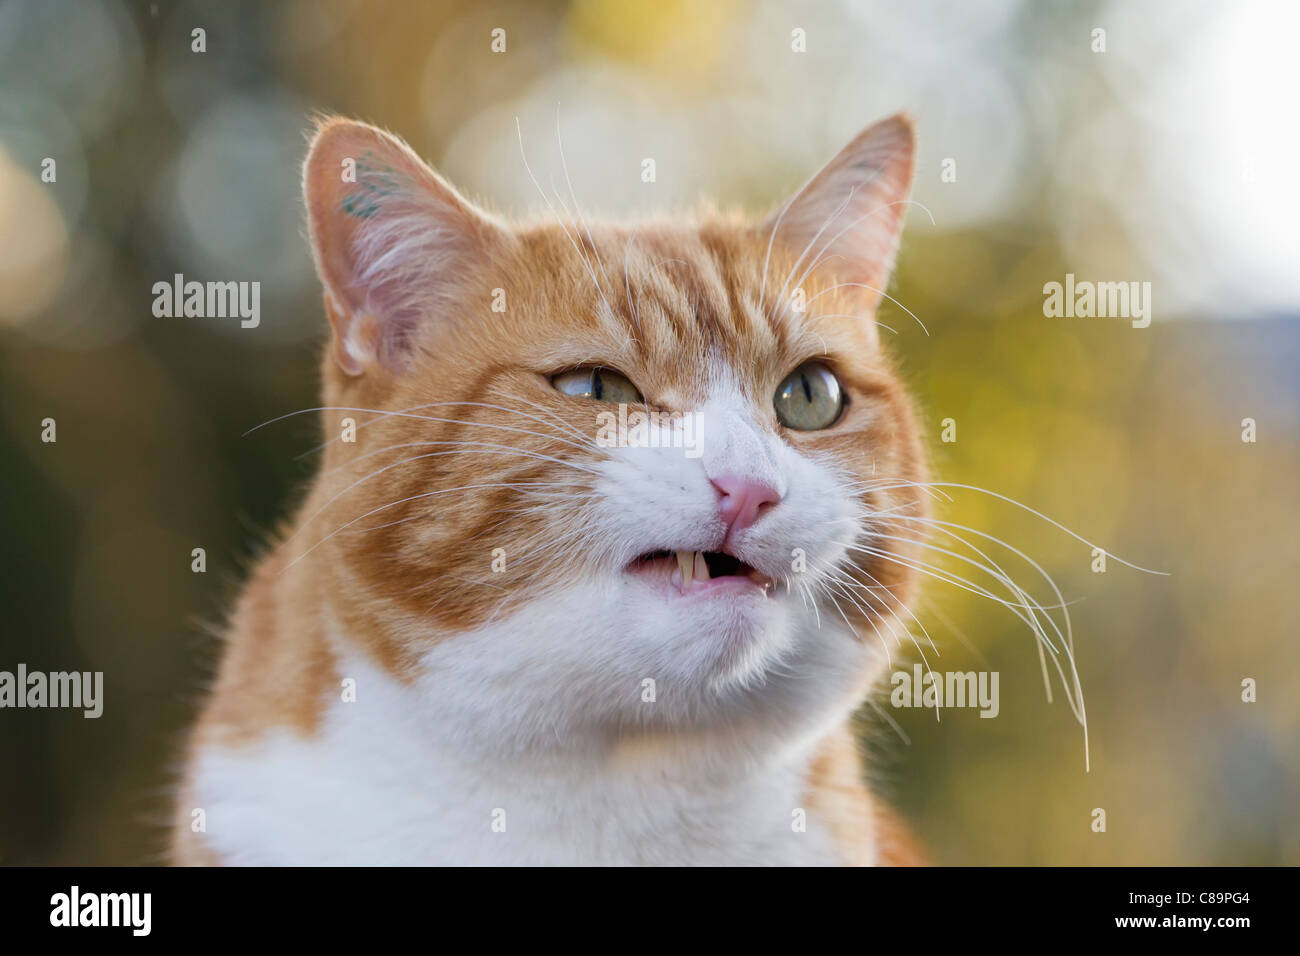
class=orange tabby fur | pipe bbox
[174,114,928,866]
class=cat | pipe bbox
[172,112,931,866]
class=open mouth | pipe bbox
[627,549,775,596]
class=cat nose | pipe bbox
[711,474,781,536]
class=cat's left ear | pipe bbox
[303,117,506,375]
[760,113,916,316]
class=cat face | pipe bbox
[297,117,928,741]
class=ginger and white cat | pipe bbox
[173,113,929,865]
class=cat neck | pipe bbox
[305,631,855,864]
[188,570,877,864]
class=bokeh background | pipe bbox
[1,0,1296,865]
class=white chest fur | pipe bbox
[192,580,880,865]
[191,672,847,866]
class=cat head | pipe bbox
[298,115,928,751]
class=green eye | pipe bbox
[774,361,844,430]
[551,367,643,404]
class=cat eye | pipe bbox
[551,367,643,405]
[774,361,844,430]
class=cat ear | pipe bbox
[762,113,916,313]
[303,117,504,375]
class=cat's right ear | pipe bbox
[759,114,916,319]
[303,117,505,375]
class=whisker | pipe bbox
[555,103,616,295]
[847,541,1063,658]
[621,226,643,333]
[851,530,1089,726]
[909,482,1168,576]
[815,570,894,666]
[865,696,912,746]
[825,555,940,659]
[772,185,860,311]
[247,402,603,464]
[807,312,899,336]
[515,116,618,322]
[805,282,929,336]
[792,198,936,296]
[878,512,1083,702]
[306,447,587,538]
[284,471,597,572]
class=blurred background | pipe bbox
[1,0,1296,865]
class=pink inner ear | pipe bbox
[305,120,499,374]
[335,160,474,367]
[783,173,909,294]
[763,116,915,313]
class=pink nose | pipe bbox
[711,474,781,536]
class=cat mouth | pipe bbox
[627,549,775,597]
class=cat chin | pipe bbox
[620,591,793,690]
[411,578,871,755]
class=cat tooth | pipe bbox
[676,550,694,584]
[693,550,710,582]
